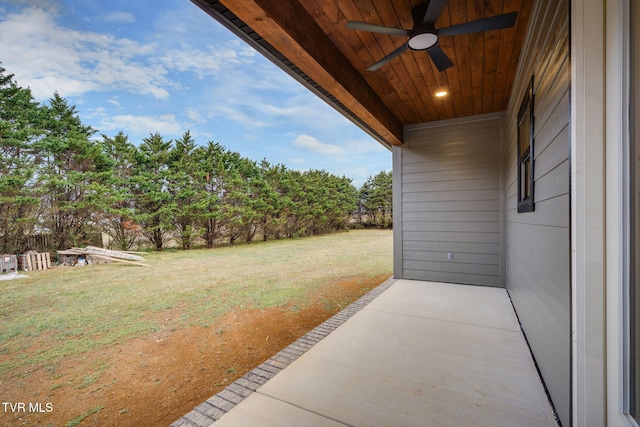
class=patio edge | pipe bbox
[170,276,397,427]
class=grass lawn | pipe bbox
[0,229,392,374]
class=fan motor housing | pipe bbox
[408,30,438,50]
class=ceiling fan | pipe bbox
[346,0,518,72]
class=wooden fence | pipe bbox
[23,235,50,253]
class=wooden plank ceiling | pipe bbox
[193,0,533,146]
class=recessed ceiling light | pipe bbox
[435,90,448,98]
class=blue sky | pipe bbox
[0,0,390,186]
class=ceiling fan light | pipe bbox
[408,32,438,50]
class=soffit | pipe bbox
[193,0,533,146]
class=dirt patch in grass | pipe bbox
[0,274,389,427]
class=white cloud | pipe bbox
[0,7,170,100]
[99,114,183,136]
[107,99,122,108]
[205,85,326,131]
[105,11,135,24]
[212,105,268,128]
[154,46,254,79]
[289,158,306,164]
[292,135,346,157]
[0,6,254,101]
[345,138,388,153]
[260,103,309,117]
[184,108,204,122]
[87,106,107,117]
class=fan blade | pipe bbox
[367,43,409,71]
[346,21,410,37]
[438,12,518,36]
[427,44,454,72]
[423,0,449,24]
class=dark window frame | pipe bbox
[517,76,535,213]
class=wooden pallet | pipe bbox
[19,253,52,271]
[1,255,18,273]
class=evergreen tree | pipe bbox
[358,171,393,228]
[168,131,201,249]
[0,64,391,252]
[300,170,358,235]
[195,142,226,248]
[132,133,174,251]
[217,150,251,244]
[37,93,109,250]
[0,66,45,253]
[100,131,140,250]
[257,160,286,241]
[280,169,307,238]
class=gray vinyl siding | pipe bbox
[394,113,504,287]
[505,1,570,425]
[392,2,570,420]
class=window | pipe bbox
[517,76,535,213]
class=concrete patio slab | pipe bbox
[366,279,521,331]
[208,393,347,427]
[176,279,558,427]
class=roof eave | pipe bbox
[191,0,404,148]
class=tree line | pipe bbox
[0,66,391,254]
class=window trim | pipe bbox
[517,76,535,213]
[628,0,639,420]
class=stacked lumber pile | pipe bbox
[58,246,149,267]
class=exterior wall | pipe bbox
[505,0,571,425]
[393,113,504,287]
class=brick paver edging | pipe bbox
[170,276,397,427]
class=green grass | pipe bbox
[65,406,104,427]
[0,229,392,374]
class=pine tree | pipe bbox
[0,66,45,253]
[195,142,226,248]
[132,133,174,251]
[100,131,140,250]
[358,171,392,228]
[35,93,109,250]
[168,131,202,249]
